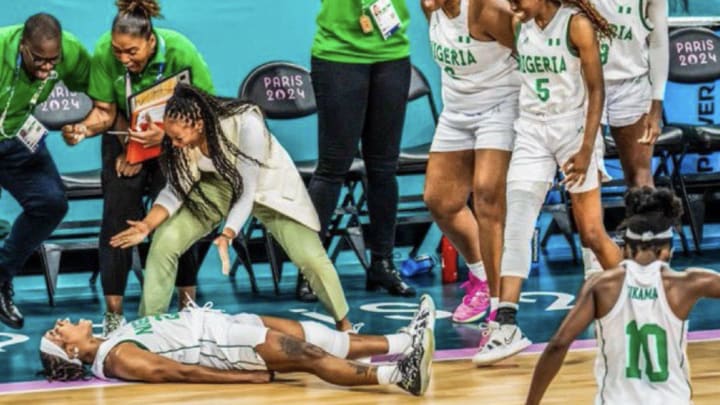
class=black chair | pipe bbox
[660,27,720,253]
[32,81,132,306]
[238,61,369,292]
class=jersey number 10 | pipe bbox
[625,321,669,383]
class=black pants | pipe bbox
[100,135,197,296]
[308,57,411,260]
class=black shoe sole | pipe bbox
[366,281,417,297]
[0,315,23,329]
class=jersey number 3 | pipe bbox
[625,321,669,383]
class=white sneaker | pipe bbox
[472,323,531,366]
[398,294,436,351]
[102,312,127,337]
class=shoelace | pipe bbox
[350,322,365,334]
[462,289,489,306]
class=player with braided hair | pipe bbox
[526,187,717,405]
[61,0,215,337]
[110,83,355,331]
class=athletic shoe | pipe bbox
[102,312,126,337]
[472,323,532,366]
[452,274,490,323]
[397,325,435,396]
[399,294,436,348]
[475,320,499,352]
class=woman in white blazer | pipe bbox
[110,84,352,331]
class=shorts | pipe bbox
[201,312,269,371]
[594,128,612,183]
[602,75,652,128]
[508,110,600,194]
[430,98,518,152]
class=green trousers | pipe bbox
[139,174,350,321]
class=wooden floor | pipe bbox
[6,340,720,405]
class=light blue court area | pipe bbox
[3,223,720,387]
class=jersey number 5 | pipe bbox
[625,321,669,383]
[535,78,550,102]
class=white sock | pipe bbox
[467,261,487,280]
[582,247,603,279]
[498,301,519,310]
[385,332,412,355]
[377,365,401,385]
[490,297,500,312]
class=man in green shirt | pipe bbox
[60,0,214,337]
[0,13,90,329]
[308,0,415,297]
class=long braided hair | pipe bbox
[38,352,90,382]
[113,0,162,38]
[163,83,264,223]
[563,0,614,39]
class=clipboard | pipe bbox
[125,68,192,164]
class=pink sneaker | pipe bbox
[452,275,490,323]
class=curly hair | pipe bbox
[619,187,683,250]
[564,0,614,39]
[113,0,162,38]
[38,351,90,382]
[162,83,265,224]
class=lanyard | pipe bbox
[0,54,55,137]
[124,35,167,116]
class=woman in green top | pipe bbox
[0,13,91,330]
[61,0,214,337]
[308,0,415,297]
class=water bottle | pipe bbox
[440,236,458,284]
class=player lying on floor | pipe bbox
[39,295,436,396]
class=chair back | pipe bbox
[669,28,720,84]
[33,81,92,130]
[238,61,316,119]
[408,65,439,123]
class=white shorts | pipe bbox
[594,128,612,183]
[508,111,600,194]
[603,75,652,128]
[202,312,269,371]
[430,98,518,152]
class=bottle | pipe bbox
[440,236,458,284]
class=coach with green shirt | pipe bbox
[0,13,90,329]
[61,0,214,336]
[307,0,415,297]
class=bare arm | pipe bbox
[686,268,720,300]
[105,342,272,383]
[420,0,441,20]
[109,204,170,249]
[61,101,118,146]
[525,279,597,405]
[468,0,515,49]
[639,0,669,144]
[561,15,604,189]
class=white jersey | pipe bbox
[593,0,653,81]
[428,0,519,113]
[594,260,692,405]
[92,307,269,379]
[516,6,585,117]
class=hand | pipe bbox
[422,0,444,11]
[213,228,235,276]
[115,152,143,177]
[61,124,88,146]
[638,112,661,145]
[129,114,164,148]
[110,220,150,249]
[561,148,592,190]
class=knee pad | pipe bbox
[300,321,350,358]
[501,181,550,279]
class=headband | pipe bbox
[40,337,82,366]
[625,227,673,242]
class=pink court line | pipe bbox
[3,328,720,395]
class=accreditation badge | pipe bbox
[368,0,402,40]
[16,114,48,153]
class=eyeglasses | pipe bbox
[22,45,62,67]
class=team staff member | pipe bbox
[0,13,90,329]
[62,0,214,336]
[308,0,415,297]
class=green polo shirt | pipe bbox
[312,0,410,63]
[87,28,214,116]
[0,25,90,139]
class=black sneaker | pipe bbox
[397,325,434,396]
[0,281,23,329]
[366,259,416,297]
[296,274,318,303]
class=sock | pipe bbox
[496,302,519,325]
[490,297,499,313]
[385,332,412,355]
[467,261,487,281]
[377,365,401,385]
